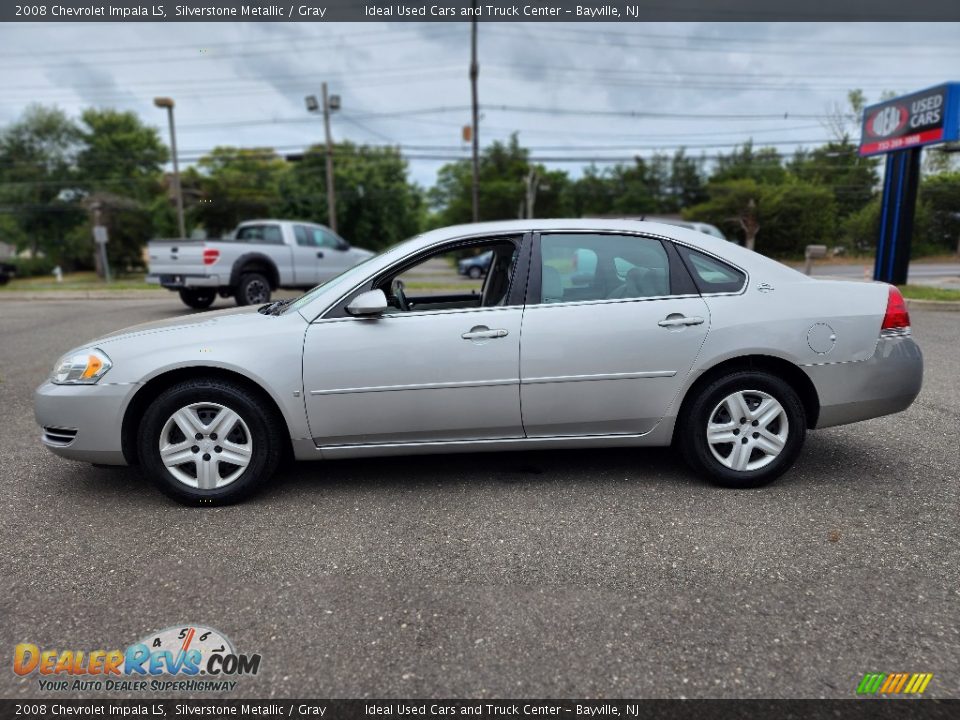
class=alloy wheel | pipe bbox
[158,402,253,489]
[706,389,789,472]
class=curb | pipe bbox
[905,298,960,312]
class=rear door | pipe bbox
[519,232,710,437]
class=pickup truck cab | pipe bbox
[147,219,374,309]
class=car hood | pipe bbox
[87,306,261,348]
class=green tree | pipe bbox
[430,134,535,225]
[565,164,615,217]
[77,109,167,201]
[918,172,960,255]
[0,105,84,262]
[278,142,423,250]
[76,109,169,269]
[684,178,763,246]
[686,178,837,256]
[193,147,288,236]
[711,142,787,185]
[788,141,879,220]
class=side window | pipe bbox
[235,225,263,243]
[316,228,340,249]
[539,233,671,304]
[294,225,312,247]
[376,238,520,313]
[262,225,283,245]
[675,245,746,294]
[235,224,283,244]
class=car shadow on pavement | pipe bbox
[269,446,710,496]
[50,430,881,507]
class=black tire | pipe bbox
[677,370,806,489]
[235,272,271,306]
[137,378,284,505]
[468,266,483,279]
[178,288,216,310]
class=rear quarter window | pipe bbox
[676,245,746,294]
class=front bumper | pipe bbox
[146,273,221,289]
[34,381,139,465]
[804,335,923,429]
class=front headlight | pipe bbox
[50,348,113,385]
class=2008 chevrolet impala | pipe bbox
[35,219,923,504]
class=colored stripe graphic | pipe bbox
[857,672,933,695]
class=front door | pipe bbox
[520,232,710,437]
[292,224,324,286]
[302,237,526,446]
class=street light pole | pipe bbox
[470,14,480,223]
[322,82,338,233]
[154,97,186,239]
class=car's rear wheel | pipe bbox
[138,379,283,505]
[678,370,806,488]
[178,289,216,310]
[468,266,483,279]
[235,273,271,306]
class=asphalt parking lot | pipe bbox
[1,298,957,699]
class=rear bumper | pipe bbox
[146,273,221,289]
[804,335,923,429]
[34,381,138,465]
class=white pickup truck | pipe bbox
[146,219,375,309]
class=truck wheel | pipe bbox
[178,289,216,310]
[236,273,271,306]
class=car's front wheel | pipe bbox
[678,371,806,489]
[138,379,283,505]
[468,266,483,279]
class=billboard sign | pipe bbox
[859,83,960,156]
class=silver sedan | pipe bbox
[35,219,923,504]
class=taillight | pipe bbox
[880,285,910,335]
[202,249,220,266]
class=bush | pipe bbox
[9,256,57,278]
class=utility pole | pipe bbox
[322,82,338,233]
[153,97,186,239]
[470,12,480,223]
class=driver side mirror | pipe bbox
[346,289,388,317]
[335,239,350,251]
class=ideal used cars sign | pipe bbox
[859,82,960,156]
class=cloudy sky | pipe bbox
[1,21,958,186]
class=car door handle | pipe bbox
[658,315,705,327]
[317,251,324,259]
[461,326,509,340]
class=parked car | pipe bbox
[37,219,922,505]
[0,262,15,285]
[146,220,374,309]
[457,250,493,279]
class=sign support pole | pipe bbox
[874,148,922,286]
